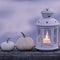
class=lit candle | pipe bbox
[43,31,51,44]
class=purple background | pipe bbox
[0,0,60,45]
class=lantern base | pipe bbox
[35,45,59,51]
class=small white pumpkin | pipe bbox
[16,32,35,50]
[1,38,15,51]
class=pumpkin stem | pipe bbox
[21,32,26,38]
[7,38,10,43]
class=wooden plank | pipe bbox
[0,47,60,60]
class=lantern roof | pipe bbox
[36,8,59,26]
[36,18,59,26]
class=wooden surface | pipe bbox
[0,47,60,60]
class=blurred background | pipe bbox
[0,0,60,45]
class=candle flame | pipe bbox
[46,31,48,38]
[43,31,51,44]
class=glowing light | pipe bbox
[43,31,51,44]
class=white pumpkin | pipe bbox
[1,38,15,51]
[16,32,35,50]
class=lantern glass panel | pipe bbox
[54,27,58,44]
[36,26,58,50]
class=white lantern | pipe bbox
[35,8,59,50]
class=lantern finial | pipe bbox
[41,8,53,18]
